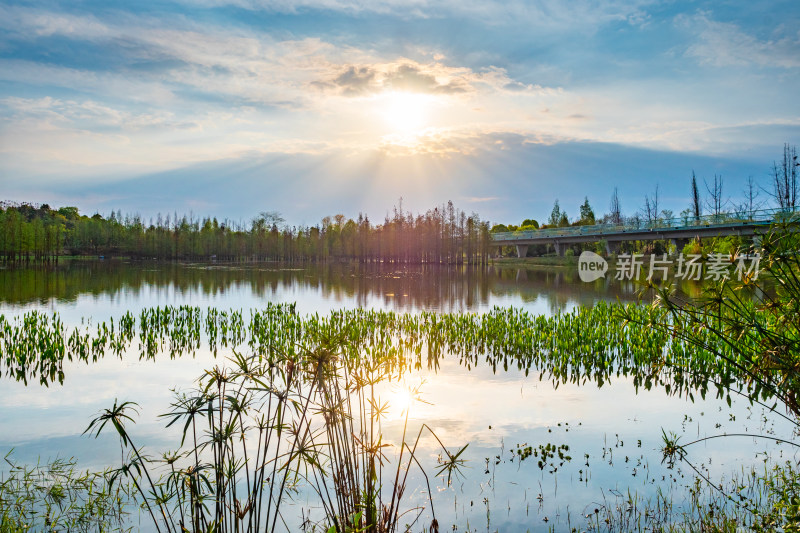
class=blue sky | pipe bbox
[1,0,798,226]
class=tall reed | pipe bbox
[85,331,464,532]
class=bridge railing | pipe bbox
[491,207,799,242]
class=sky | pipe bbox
[0,0,798,226]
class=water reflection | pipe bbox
[0,261,770,532]
[0,260,684,316]
[0,343,792,532]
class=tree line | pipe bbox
[495,143,798,233]
[0,200,492,265]
[491,143,798,257]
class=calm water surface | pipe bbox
[0,259,651,319]
[0,260,792,531]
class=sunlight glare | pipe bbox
[392,386,414,419]
[380,92,431,135]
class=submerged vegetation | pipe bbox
[0,453,128,532]
[588,460,800,532]
[0,299,781,410]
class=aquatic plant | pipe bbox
[0,452,129,532]
[585,460,800,532]
[614,218,800,530]
[623,217,800,418]
[0,301,758,408]
[84,333,466,533]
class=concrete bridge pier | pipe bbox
[553,241,565,257]
[515,245,529,258]
[671,238,689,254]
[752,235,762,251]
[605,241,620,255]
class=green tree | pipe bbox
[691,171,702,221]
[57,206,80,221]
[578,197,595,225]
[548,200,563,227]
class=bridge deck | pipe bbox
[491,209,795,246]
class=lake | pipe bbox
[0,260,792,531]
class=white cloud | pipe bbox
[0,5,113,40]
[0,96,195,130]
[0,59,178,104]
[0,5,550,108]
[179,0,655,29]
[374,128,573,158]
[678,11,800,69]
[312,61,553,97]
[0,5,572,172]
[0,2,796,184]
[1,7,549,108]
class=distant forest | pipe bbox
[0,200,492,264]
[4,144,796,264]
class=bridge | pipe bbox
[491,208,798,257]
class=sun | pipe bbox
[392,386,414,416]
[380,92,431,134]
[375,382,418,421]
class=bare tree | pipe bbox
[609,187,622,224]
[770,143,798,210]
[643,184,660,225]
[705,174,726,218]
[691,171,702,221]
[736,176,761,219]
